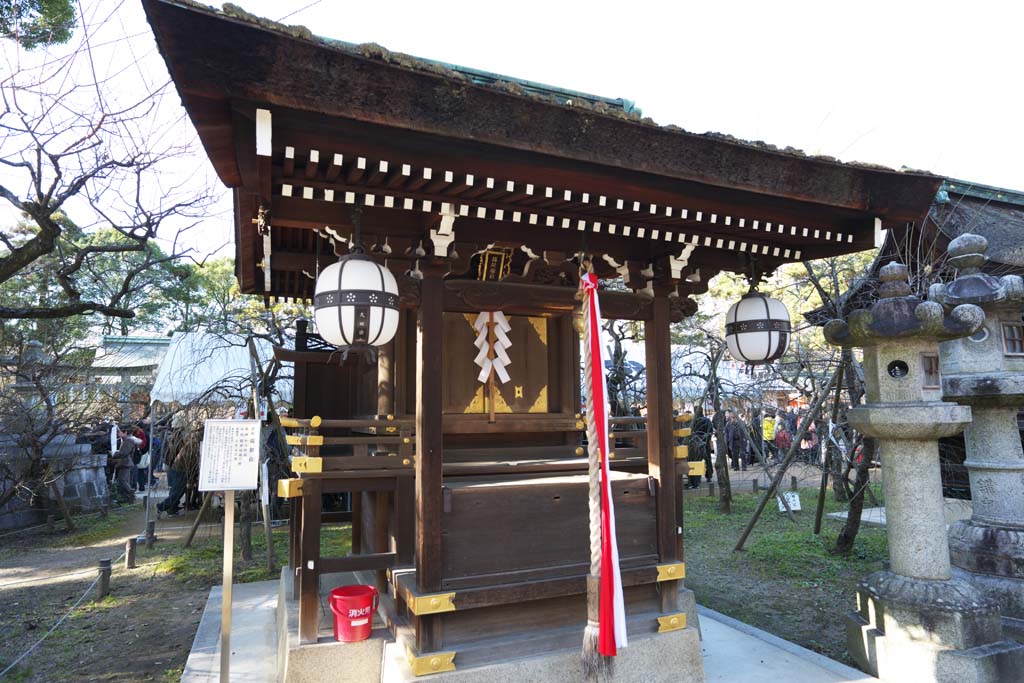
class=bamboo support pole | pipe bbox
[735,366,842,552]
[814,361,846,534]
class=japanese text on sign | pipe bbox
[199,419,261,491]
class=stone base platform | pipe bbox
[953,567,1024,642]
[277,568,706,682]
[182,572,878,683]
[846,571,1024,683]
[381,624,703,682]
[277,570,387,683]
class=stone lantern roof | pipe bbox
[929,233,1024,309]
[823,262,984,348]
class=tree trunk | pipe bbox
[834,437,876,554]
[831,443,849,502]
[239,492,253,562]
[50,481,75,532]
[711,384,731,514]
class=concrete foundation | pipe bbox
[381,623,704,683]
[845,571,1024,682]
[275,569,706,682]
[183,574,875,683]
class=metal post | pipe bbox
[97,558,112,600]
[144,408,155,536]
[221,489,235,683]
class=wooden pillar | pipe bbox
[375,491,390,594]
[395,475,414,564]
[298,477,322,644]
[415,264,446,652]
[290,496,302,601]
[351,492,363,553]
[377,340,395,417]
[645,292,680,613]
[376,338,398,586]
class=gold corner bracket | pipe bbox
[291,456,323,473]
[276,478,304,498]
[656,562,686,581]
[406,647,456,676]
[405,589,456,615]
[657,613,687,633]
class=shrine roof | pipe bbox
[145,0,944,301]
[804,179,1024,326]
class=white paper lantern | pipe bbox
[725,291,791,365]
[313,253,399,349]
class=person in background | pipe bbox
[761,409,778,462]
[691,405,714,487]
[799,413,820,464]
[724,410,748,471]
[157,437,187,517]
[774,423,793,461]
[785,405,798,433]
[133,423,152,492]
[147,430,162,487]
[113,427,142,502]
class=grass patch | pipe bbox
[153,524,352,586]
[70,594,126,618]
[746,528,886,580]
[683,482,888,664]
[160,668,184,683]
[57,504,141,547]
[0,665,32,682]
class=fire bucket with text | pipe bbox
[328,585,379,642]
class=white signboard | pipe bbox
[776,491,802,513]
[198,419,261,491]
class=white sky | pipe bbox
[4,0,1024,259]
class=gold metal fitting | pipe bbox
[657,613,686,633]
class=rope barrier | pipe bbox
[0,550,126,679]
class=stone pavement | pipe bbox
[181,580,877,682]
[699,607,877,683]
[825,498,973,529]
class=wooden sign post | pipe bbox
[198,419,261,683]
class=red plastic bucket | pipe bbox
[328,585,379,642]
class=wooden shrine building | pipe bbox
[145,1,943,678]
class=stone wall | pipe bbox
[0,435,109,532]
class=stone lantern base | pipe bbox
[846,571,1024,682]
[950,519,1024,640]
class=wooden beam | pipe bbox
[325,153,343,181]
[367,159,389,186]
[282,145,295,177]
[298,477,322,644]
[303,149,319,179]
[645,293,680,615]
[346,156,367,184]
[416,263,446,594]
[320,552,396,573]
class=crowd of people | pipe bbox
[684,404,820,489]
[86,415,203,514]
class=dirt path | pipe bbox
[0,500,214,682]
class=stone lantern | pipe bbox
[930,233,1024,641]
[824,262,1022,682]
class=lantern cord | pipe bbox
[350,206,365,254]
[747,255,761,292]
